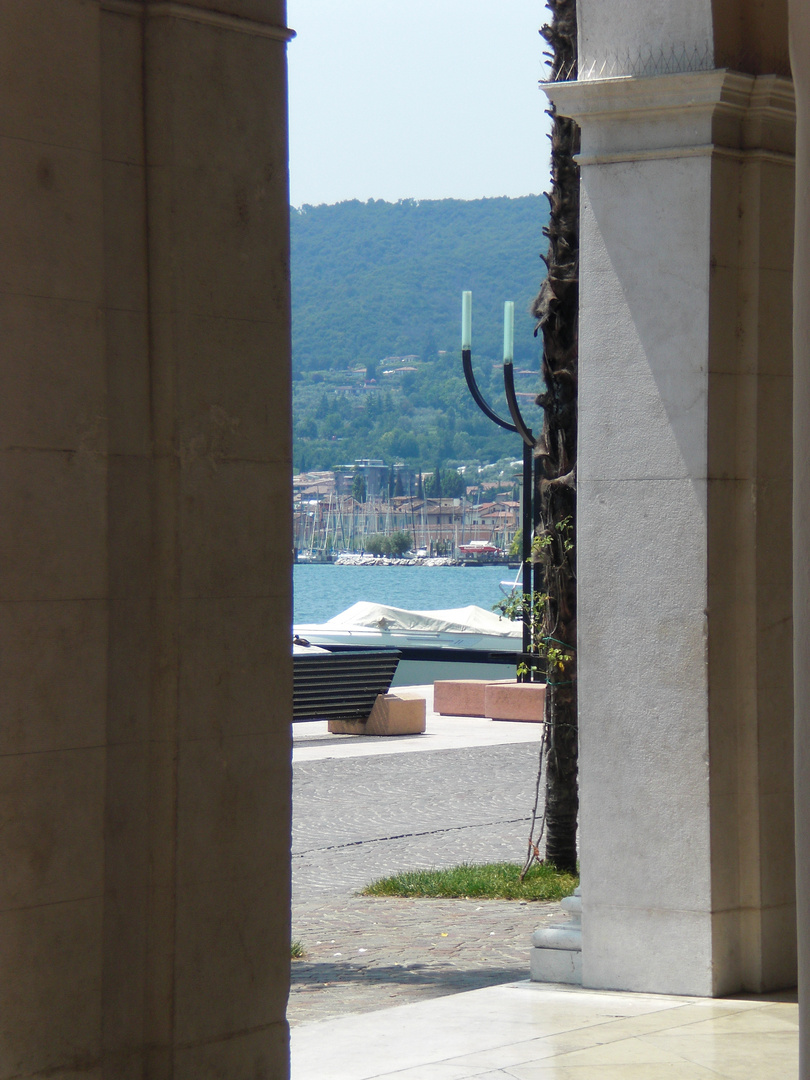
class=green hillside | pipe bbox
[291,195,550,473]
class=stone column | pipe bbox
[0,4,108,1074]
[0,2,294,1076]
[790,2,810,1072]
[548,68,796,996]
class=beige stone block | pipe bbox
[179,596,292,741]
[108,454,151,600]
[141,748,176,902]
[708,372,751,480]
[759,789,798,904]
[709,153,743,273]
[328,693,426,736]
[101,887,148,1077]
[0,448,106,601]
[713,902,797,994]
[0,898,102,1077]
[105,307,151,456]
[708,261,743,376]
[708,791,746,913]
[433,679,494,716]
[755,480,793,584]
[173,873,289,1047]
[107,599,150,746]
[0,748,104,911]
[0,0,101,151]
[0,135,103,302]
[705,687,751,801]
[756,692,795,792]
[147,158,290,323]
[101,7,145,165]
[0,599,106,755]
[141,26,289,318]
[758,903,799,990]
[102,158,147,312]
[0,293,105,450]
[101,744,149,1063]
[103,742,150,901]
[751,159,796,273]
[145,18,287,173]
[176,734,290,889]
[755,374,793,480]
[485,681,546,722]
[756,268,794,374]
[174,1021,289,1080]
[178,459,290,599]
[171,0,287,23]
[176,313,292,464]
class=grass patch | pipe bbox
[360,862,578,902]
[290,939,305,960]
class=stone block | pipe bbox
[328,694,426,736]
[433,679,499,716]
[530,945,582,985]
[484,682,546,722]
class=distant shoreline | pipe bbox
[296,554,517,568]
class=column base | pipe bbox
[531,887,582,985]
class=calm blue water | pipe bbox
[293,564,517,624]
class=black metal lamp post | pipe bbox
[461,292,539,677]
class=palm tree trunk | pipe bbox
[532,0,579,874]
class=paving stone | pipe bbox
[290,741,559,1024]
[289,895,561,1026]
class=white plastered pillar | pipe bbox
[548,69,796,996]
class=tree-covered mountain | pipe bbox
[292,195,550,473]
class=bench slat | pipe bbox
[292,648,401,722]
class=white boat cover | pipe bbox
[322,601,521,638]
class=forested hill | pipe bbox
[291,195,551,474]
[291,195,550,373]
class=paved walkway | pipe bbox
[290,696,554,1025]
[289,692,800,1078]
[289,895,562,1025]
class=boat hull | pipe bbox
[292,627,521,686]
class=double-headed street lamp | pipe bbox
[461,292,540,677]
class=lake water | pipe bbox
[293,563,517,624]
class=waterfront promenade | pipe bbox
[290,690,551,1025]
[289,691,799,1080]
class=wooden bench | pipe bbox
[292,647,402,723]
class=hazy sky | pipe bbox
[286,1,552,208]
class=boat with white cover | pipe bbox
[293,601,522,685]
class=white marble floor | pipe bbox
[289,980,799,1080]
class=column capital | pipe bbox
[101,0,295,41]
[544,70,794,165]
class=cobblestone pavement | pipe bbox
[290,739,558,1025]
[288,895,561,1026]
